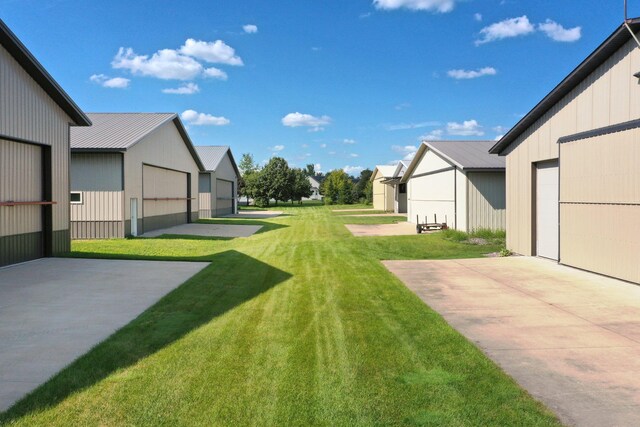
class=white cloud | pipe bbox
[373,0,456,13]
[447,67,497,79]
[89,74,130,89]
[162,82,200,94]
[360,12,372,19]
[494,134,504,141]
[314,163,323,173]
[538,19,581,42]
[270,145,285,152]
[243,24,258,34]
[475,16,535,45]
[385,121,440,131]
[349,153,359,158]
[394,102,411,110]
[343,139,356,144]
[181,109,230,126]
[328,151,337,155]
[474,13,482,22]
[179,39,244,66]
[392,144,419,161]
[420,129,444,141]
[112,47,204,80]
[301,143,309,148]
[281,112,332,132]
[343,165,364,175]
[493,125,508,134]
[203,67,228,80]
[447,119,484,136]
[320,143,327,148]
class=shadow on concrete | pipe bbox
[0,250,292,423]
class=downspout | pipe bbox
[453,167,457,230]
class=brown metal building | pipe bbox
[0,20,91,267]
[490,19,640,284]
[70,113,204,238]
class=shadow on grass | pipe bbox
[0,250,292,423]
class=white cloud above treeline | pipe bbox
[343,165,364,175]
[392,145,418,161]
[162,82,200,95]
[281,112,332,132]
[476,16,581,45]
[373,0,456,13]
[89,74,130,88]
[181,109,230,126]
[447,67,496,79]
[243,24,258,34]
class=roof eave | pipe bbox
[0,19,91,127]
[490,18,640,155]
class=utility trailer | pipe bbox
[416,214,448,233]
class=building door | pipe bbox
[130,198,138,236]
[536,160,559,260]
[215,179,234,216]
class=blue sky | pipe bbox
[2,0,637,175]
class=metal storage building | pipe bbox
[490,19,640,284]
[0,19,91,267]
[382,161,408,214]
[70,113,204,238]
[402,141,505,231]
[196,146,240,217]
[371,165,395,212]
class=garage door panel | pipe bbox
[536,161,559,260]
[143,165,187,217]
[215,179,234,216]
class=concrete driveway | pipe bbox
[142,223,262,238]
[0,258,208,412]
[384,257,640,427]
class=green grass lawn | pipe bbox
[0,206,559,426]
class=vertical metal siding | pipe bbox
[142,165,188,218]
[71,153,123,191]
[467,172,506,231]
[504,36,640,256]
[199,193,212,218]
[70,191,124,221]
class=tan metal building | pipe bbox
[70,113,204,238]
[196,146,240,217]
[0,20,91,267]
[403,141,505,231]
[490,19,640,284]
[382,161,408,214]
[371,165,395,211]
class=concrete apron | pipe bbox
[141,223,262,238]
[383,257,640,427]
[0,258,208,412]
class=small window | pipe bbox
[70,192,83,204]
[399,183,407,194]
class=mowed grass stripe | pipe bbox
[0,205,560,426]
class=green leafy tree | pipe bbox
[290,168,312,204]
[258,156,291,206]
[354,168,373,202]
[304,164,316,177]
[239,153,257,174]
[321,169,356,205]
[238,153,259,205]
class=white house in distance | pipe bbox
[381,161,408,214]
[196,146,240,217]
[306,175,322,200]
[402,140,505,231]
[489,19,640,284]
[371,165,396,211]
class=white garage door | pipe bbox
[216,179,234,216]
[142,165,189,232]
[536,161,559,260]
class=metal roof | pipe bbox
[371,165,396,180]
[0,19,90,127]
[195,145,240,175]
[70,113,205,170]
[426,140,505,169]
[490,18,640,155]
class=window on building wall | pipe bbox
[399,183,407,194]
[70,192,83,204]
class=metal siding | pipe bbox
[71,221,124,239]
[70,152,123,191]
[503,37,640,256]
[407,166,456,228]
[215,179,233,216]
[199,192,212,218]
[467,172,506,232]
[142,165,188,219]
[70,191,124,221]
[559,129,640,283]
[198,173,211,193]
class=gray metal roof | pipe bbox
[0,19,90,126]
[195,145,240,176]
[70,113,205,170]
[490,18,640,154]
[425,140,505,170]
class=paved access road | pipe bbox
[384,256,640,427]
[0,258,208,412]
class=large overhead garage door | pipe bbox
[142,165,190,233]
[215,179,234,216]
[536,161,559,260]
[0,139,44,266]
[559,130,640,283]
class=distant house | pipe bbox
[402,141,505,231]
[490,19,640,284]
[196,146,240,217]
[70,113,204,238]
[0,19,91,267]
[370,165,396,211]
[382,161,408,214]
[306,175,322,200]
